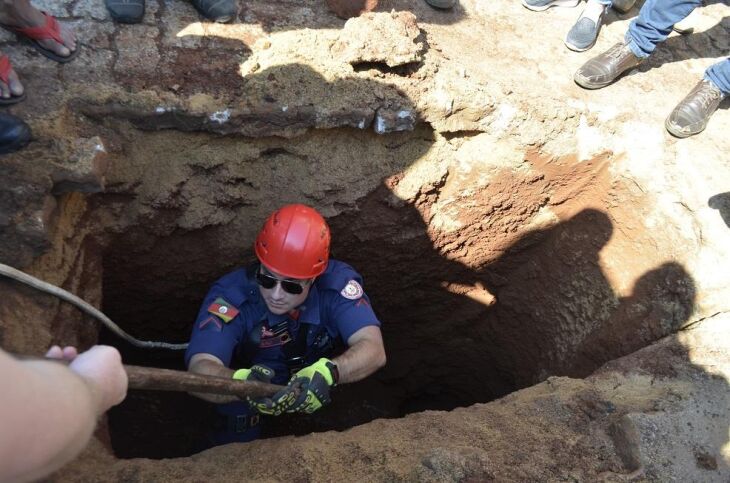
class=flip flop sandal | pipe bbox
[0,55,26,105]
[2,12,79,64]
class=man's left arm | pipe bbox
[332,325,386,384]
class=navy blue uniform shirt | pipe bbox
[185,259,380,384]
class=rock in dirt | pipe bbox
[332,11,425,67]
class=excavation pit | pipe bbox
[0,0,727,479]
[62,122,695,460]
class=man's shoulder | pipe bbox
[316,259,365,294]
[209,266,257,305]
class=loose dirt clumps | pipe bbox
[332,11,425,68]
[0,0,728,480]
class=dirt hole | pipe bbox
[77,125,694,459]
[352,61,424,77]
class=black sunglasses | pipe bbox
[255,270,308,295]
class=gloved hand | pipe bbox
[247,385,302,416]
[285,358,339,414]
[246,359,338,415]
[232,364,274,383]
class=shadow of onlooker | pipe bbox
[646,16,729,68]
[243,0,466,32]
[709,192,730,228]
[324,198,698,420]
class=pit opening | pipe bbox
[84,125,693,460]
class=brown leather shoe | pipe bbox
[574,42,643,89]
[665,79,725,138]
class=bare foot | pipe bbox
[0,0,76,58]
[0,52,24,100]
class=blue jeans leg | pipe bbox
[705,59,730,96]
[625,0,702,58]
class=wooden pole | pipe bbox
[125,364,284,399]
[11,353,285,399]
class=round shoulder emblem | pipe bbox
[340,280,363,300]
[218,306,228,314]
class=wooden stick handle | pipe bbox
[11,353,285,399]
[125,364,285,398]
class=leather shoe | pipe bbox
[665,79,725,138]
[106,0,145,24]
[0,113,31,155]
[191,0,237,23]
[574,42,643,89]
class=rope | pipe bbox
[0,262,188,350]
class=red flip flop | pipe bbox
[3,12,79,64]
[0,55,26,105]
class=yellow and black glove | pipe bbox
[232,364,274,383]
[285,358,339,414]
[247,387,301,416]
[245,359,338,415]
[237,364,299,416]
[235,364,299,416]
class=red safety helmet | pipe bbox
[254,204,331,279]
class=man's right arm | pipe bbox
[187,353,238,404]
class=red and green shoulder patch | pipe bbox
[207,297,239,323]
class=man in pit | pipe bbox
[185,203,386,445]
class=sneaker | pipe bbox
[665,79,726,138]
[105,0,145,24]
[574,42,643,89]
[522,0,580,12]
[673,8,700,35]
[564,6,606,52]
[425,0,456,9]
[611,0,636,14]
[190,0,237,23]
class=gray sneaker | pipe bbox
[522,0,580,12]
[665,79,726,138]
[574,42,643,89]
[564,7,606,52]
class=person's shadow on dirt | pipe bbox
[240,0,466,32]
[284,202,698,433]
[709,192,730,228]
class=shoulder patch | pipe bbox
[207,297,239,323]
[340,280,363,300]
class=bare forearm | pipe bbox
[333,334,386,384]
[187,355,238,404]
[0,355,99,483]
